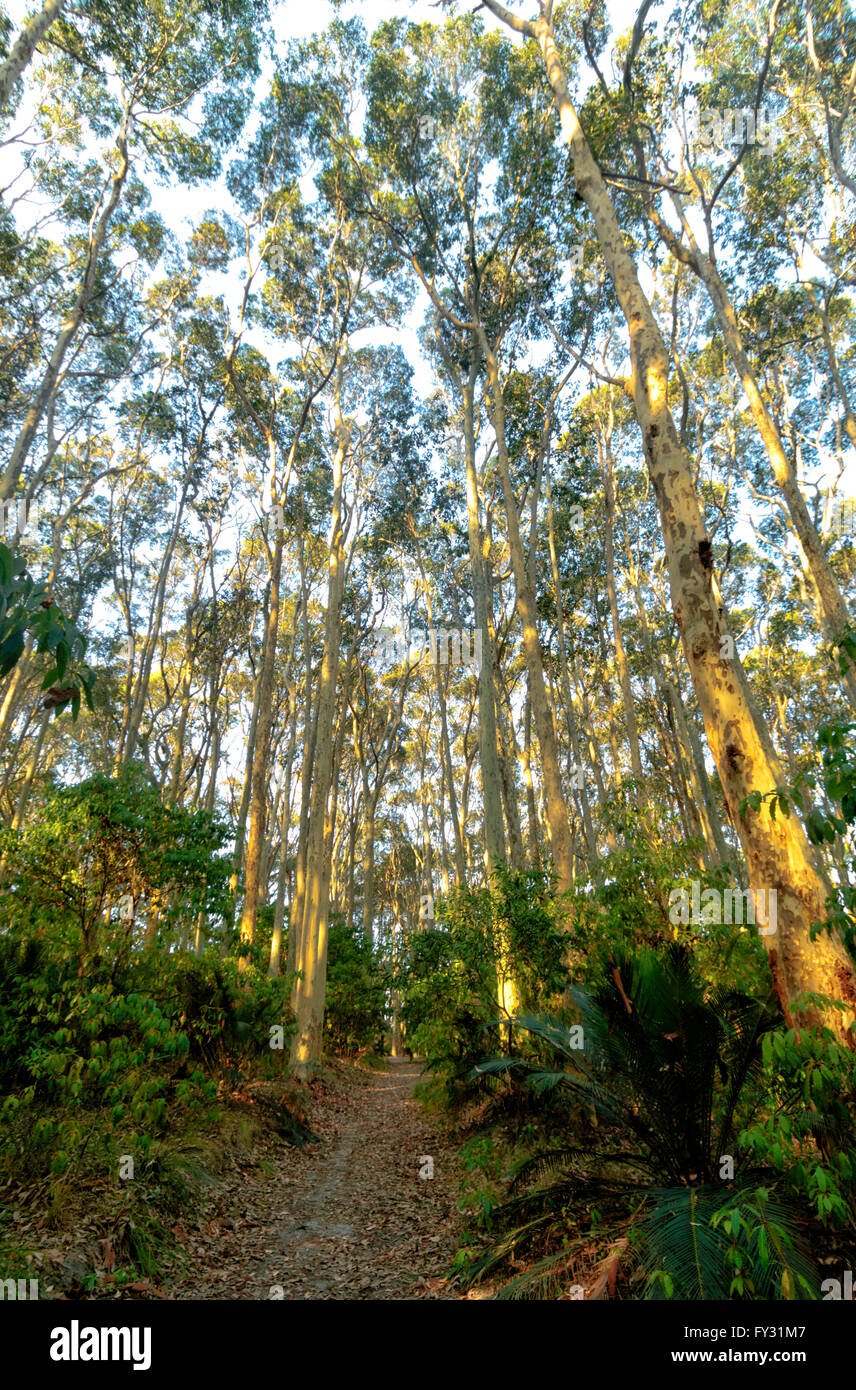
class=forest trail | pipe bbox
[169,1060,463,1300]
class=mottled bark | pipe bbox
[480,0,856,1041]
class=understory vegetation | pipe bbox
[2,0,856,1304]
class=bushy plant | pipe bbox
[0,764,232,976]
[398,865,569,1100]
[466,946,821,1300]
[324,914,388,1056]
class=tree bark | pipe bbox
[0,0,65,111]
[290,369,349,1074]
[480,0,856,1041]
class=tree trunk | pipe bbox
[238,524,284,964]
[0,0,65,111]
[290,373,348,1074]
[480,1,856,1042]
[478,325,574,895]
[462,355,506,875]
[1,106,132,498]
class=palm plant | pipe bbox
[466,945,818,1300]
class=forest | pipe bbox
[1,0,856,1311]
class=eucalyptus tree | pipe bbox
[359,13,584,893]
[288,349,417,1070]
[0,1,65,111]
[478,0,856,1042]
[608,0,856,709]
[0,0,263,501]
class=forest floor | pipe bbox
[166,1058,466,1300]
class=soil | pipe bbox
[166,1058,464,1300]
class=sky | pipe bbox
[3,0,855,795]
[4,0,853,519]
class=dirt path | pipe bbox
[168,1060,463,1300]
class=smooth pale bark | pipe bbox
[322,670,350,932]
[343,796,358,928]
[119,464,199,765]
[459,355,506,875]
[287,686,317,979]
[480,0,856,1041]
[651,685,709,866]
[492,638,526,874]
[544,463,597,866]
[517,692,540,865]
[592,583,627,790]
[622,529,732,868]
[1,107,132,499]
[10,710,49,830]
[286,520,316,979]
[357,662,413,935]
[194,664,223,956]
[494,671,527,874]
[642,189,856,707]
[238,524,284,962]
[0,0,64,110]
[477,326,574,896]
[419,741,434,911]
[228,655,263,919]
[269,690,299,977]
[436,354,515,1016]
[597,413,645,797]
[290,384,348,1074]
[413,540,467,885]
[167,589,202,805]
[664,665,729,869]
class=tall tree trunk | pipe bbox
[228,648,264,924]
[238,526,284,964]
[120,465,196,765]
[643,191,856,708]
[1,105,132,498]
[414,540,467,885]
[598,415,645,797]
[290,373,348,1074]
[481,0,856,1042]
[461,355,506,875]
[477,325,574,895]
[269,691,298,978]
[0,0,65,111]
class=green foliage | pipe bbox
[0,540,95,717]
[0,764,231,970]
[134,949,293,1075]
[399,865,569,1098]
[641,1185,816,1301]
[323,914,388,1056]
[739,1023,856,1228]
[0,933,214,1186]
[740,714,856,957]
[0,763,293,1227]
[567,832,767,997]
[465,947,821,1299]
[457,1135,504,1231]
